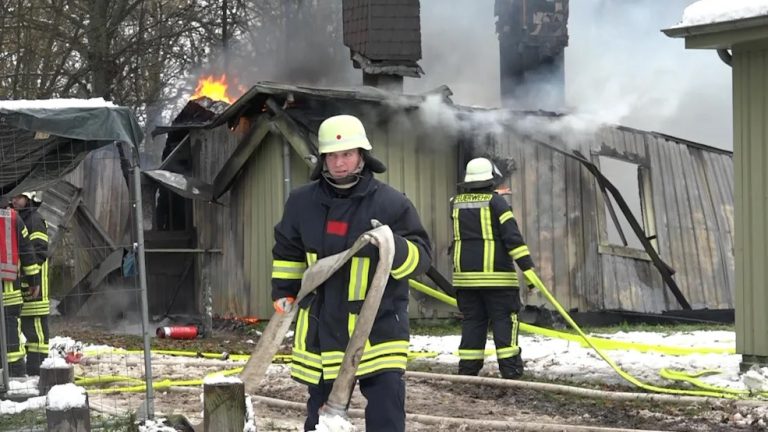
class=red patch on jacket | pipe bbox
[326,220,349,236]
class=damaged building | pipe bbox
[144,81,734,323]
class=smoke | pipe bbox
[409,0,733,149]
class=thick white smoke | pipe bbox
[409,0,733,149]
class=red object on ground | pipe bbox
[65,352,83,364]
[156,325,199,339]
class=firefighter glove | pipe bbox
[23,285,41,301]
[273,296,295,314]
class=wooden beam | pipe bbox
[211,113,272,200]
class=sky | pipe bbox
[407,0,734,150]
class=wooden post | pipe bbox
[203,379,246,432]
[46,387,91,432]
[39,363,74,395]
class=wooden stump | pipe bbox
[39,364,74,395]
[46,393,91,432]
[203,380,246,432]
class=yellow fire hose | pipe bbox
[409,272,764,400]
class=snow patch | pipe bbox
[244,395,256,432]
[137,418,178,432]
[46,384,87,410]
[41,356,70,369]
[0,396,45,415]
[310,414,356,432]
[676,0,768,27]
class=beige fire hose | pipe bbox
[240,221,395,426]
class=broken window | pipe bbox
[597,155,655,251]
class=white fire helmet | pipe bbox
[19,191,42,203]
[317,115,372,154]
[463,157,501,183]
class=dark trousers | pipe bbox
[20,315,49,376]
[305,371,405,432]
[457,289,523,378]
[2,304,26,376]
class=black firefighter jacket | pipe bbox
[271,171,432,385]
[18,207,49,316]
[451,191,535,289]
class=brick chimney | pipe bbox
[342,0,423,92]
[496,0,569,109]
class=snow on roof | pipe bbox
[46,383,87,411]
[0,98,116,110]
[676,0,768,27]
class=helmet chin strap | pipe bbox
[322,160,365,189]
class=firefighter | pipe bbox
[450,157,536,379]
[0,203,41,377]
[271,114,432,432]
[12,191,49,376]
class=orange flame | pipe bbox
[191,74,233,103]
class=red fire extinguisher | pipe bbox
[156,325,201,340]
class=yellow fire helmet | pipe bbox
[317,115,372,154]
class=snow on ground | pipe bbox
[676,0,768,27]
[2,327,766,418]
[410,328,764,393]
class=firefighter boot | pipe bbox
[499,353,524,379]
[458,359,483,376]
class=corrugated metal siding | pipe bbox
[64,145,130,242]
[486,132,599,313]
[480,122,734,314]
[734,47,768,357]
[193,125,311,318]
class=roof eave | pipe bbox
[662,15,768,49]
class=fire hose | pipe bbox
[239,221,395,427]
[410,272,766,399]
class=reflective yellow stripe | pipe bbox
[499,210,514,225]
[452,208,461,272]
[271,259,306,279]
[391,240,419,280]
[458,349,485,360]
[306,252,317,266]
[290,348,323,384]
[510,245,530,260]
[23,263,40,275]
[348,257,370,301]
[348,313,357,337]
[453,271,518,287]
[29,232,48,241]
[21,226,28,237]
[480,207,494,272]
[3,281,23,306]
[496,346,521,359]
[294,307,309,351]
[322,340,409,379]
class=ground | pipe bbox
[9,317,761,431]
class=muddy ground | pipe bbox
[49,317,767,431]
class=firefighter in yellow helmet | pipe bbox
[271,114,432,431]
[1,194,41,377]
[11,191,49,376]
[450,157,536,379]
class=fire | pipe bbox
[191,74,233,103]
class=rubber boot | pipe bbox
[499,353,524,379]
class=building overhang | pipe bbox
[662,15,768,49]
